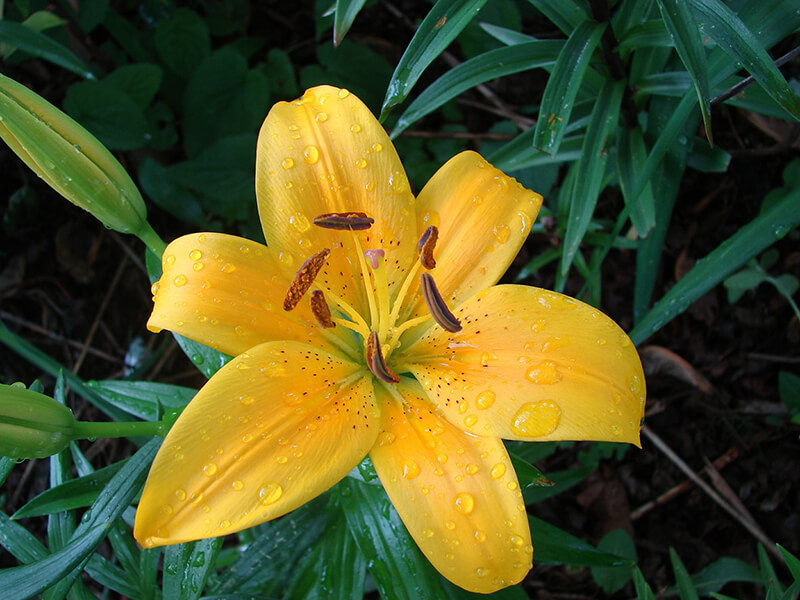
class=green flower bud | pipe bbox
[0,383,76,459]
[0,73,147,235]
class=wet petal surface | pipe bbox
[398,285,646,443]
[134,342,377,546]
[369,380,532,594]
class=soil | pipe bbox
[1,2,799,598]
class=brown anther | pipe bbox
[283,248,330,311]
[366,331,400,383]
[310,290,335,328]
[420,272,461,332]
[417,225,438,270]
[313,212,374,230]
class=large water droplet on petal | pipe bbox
[454,492,475,515]
[257,482,283,505]
[510,401,562,437]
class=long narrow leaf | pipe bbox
[531,517,632,567]
[333,0,368,47]
[630,186,800,344]
[0,21,93,79]
[392,40,564,137]
[525,0,587,36]
[561,79,624,276]
[163,538,222,600]
[617,128,656,236]
[532,20,604,156]
[689,0,800,121]
[381,0,488,116]
[656,0,713,143]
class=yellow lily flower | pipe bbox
[133,85,645,593]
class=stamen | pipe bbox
[420,273,462,332]
[364,249,385,269]
[313,212,375,230]
[283,248,330,311]
[350,232,379,330]
[366,331,400,383]
[417,225,438,270]
[309,290,335,328]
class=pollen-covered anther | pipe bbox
[283,248,331,311]
[420,272,462,332]
[366,331,400,383]
[417,225,438,270]
[309,290,335,328]
[313,212,375,230]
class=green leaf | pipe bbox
[315,502,367,598]
[530,516,633,567]
[525,0,588,35]
[85,554,139,599]
[689,0,800,122]
[333,0,368,46]
[561,79,624,276]
[338,477,451,599]
[670,548,700,600]
[523,465,594,504]
[590,529,637,594]
[774,274,799,297]
[163,538,223,600]
[138,157,208,228]
[0,439,159,598]
[630,185,800,344]
[104,63,163,109]
[87,380,195,421]
[0,20,93,79]
[12,459,126,519]
[46,373,76,552]
[617,20,673,51]
[532,20,605,156]
[656,0,713,143]
[687,139,731,172]
[491,131,584,172]
[392,40,563,137]
[155,8,211,77]
[0,510,50,563]
[633,567,657,600]
[0,10,67,58]
[479,23,534,46]
[381,0,489,116]
[778,544,800,583]
[63,81,152,151]
[617,127,656,236]
[182,48,269,156]
[688,557,764,596]
[77,0,109,33]
[759,543,785,596]
[778,372,800,415]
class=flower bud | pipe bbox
[0,383,76,459]
[0,73,148,235]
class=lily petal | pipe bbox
[256,85,417,315]
[149,233,326,357]
[370,379,532,594]
[404,152,543,319]
[134,342,377,546]
[399,285,646,444]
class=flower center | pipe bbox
[281,213,461,384]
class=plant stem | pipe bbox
[137,222,167,258]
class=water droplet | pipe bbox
[541,336,569,352]
[510,535,525,547]
[422,528,434,538]
[202,463,218,477]
[420,209,440,228]
[437,453,448,464]
[619,334,631,348]
[303,145,319,164]
[355,158,367,169]
[221,263,236,273]
[188,249,202,261]
[454,492,475,515]
[389,171,407,193]
[242,433,253,443]
[458,401,469,414]
[288,124,299,131]
[465,463,478,475]
[493,224,510,244]
[510,401,562,437]
[161,504,173,515]
[289,212,311,232]
[232,480,244,491]
[193,262,204,271]
[476,390,495,410]
[464,414,477,427]
[350,124,361,133]
[596,337,607,345]
[189,491,203,504]
[507,481,518,490]
[377,431,396,446]
[525,361,563,384]
[402,460,420,479]
[338,89,350,99]
[628,373,642,393]
[316,112,328,122]
[281,157,294,169]
[173,274,187,287]
[175,488,187,501]
[372,143,383,152]
[219,519,231,529]
[491,463,506,479]
[151,282,160,295]
[257,482,283,505]
[239,394,254,405]
[476,567,488,577]
[276,455,288,464]
[279,251,294,266]
[474,530,487,542]
[530,319,545,333]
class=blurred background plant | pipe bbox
[1,0,799,598]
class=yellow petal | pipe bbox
[256,85,417,316]
[398,285,646,444]
[370,380,531,593]
[149,233,327,357]
[134,341,377,547]
[403,152,542,319]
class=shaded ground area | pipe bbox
[1,2,799,597]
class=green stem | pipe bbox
[137,221,167,258]
[72,419,164,439]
